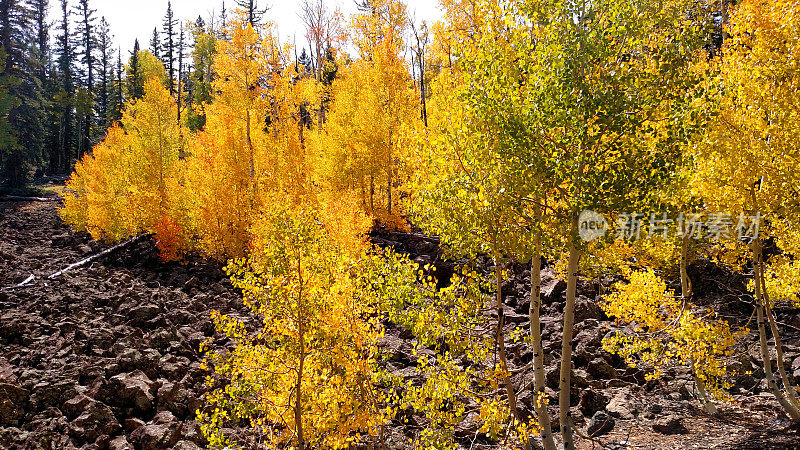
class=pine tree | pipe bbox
[149,27,160,60]
[176,22,185,129]
[55,0,74,172]
[162,1,176,94]
[187,16,215,131]
[32,0,59,174]
[126,39,144,100]
[74,0,96,159]
[96,17,113,131]
[32,0,49,77]
[218,0,227,37]
[235,0,268,28]
[0,0,46,186]
[110,48,122,121]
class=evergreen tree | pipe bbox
[297,48,312,75]
[110,48,122,121]
[0,0,46,186]
[74,0,96,158]
[97,17,112,130]
[187,16,215,131]
[235,0,268,28]
[219,1,226,35]
[32,0,58,174]
[55,0,75,172]
[32,0,48,76]
[176,22,184,126]
[149,27,160,60]
[127,39,144,99]
[162,1,176,94]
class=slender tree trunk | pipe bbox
[530,236,557,450]
[559,213,580,450]
[387,132,392,216]
[680,231,717,414]
[295,327,305,449]
[369,175,375,215]
[691,359,716,414]
[679,232,692,299]
[495,258,522,424]
[753,240,800,420]
[246,110,254,181]
[760,258,800,411]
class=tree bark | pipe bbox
[559,213,580,450]
[530,238,557,450]
[369,176,375,215]
[246,110,254,183]
[387,132,393,216]
[295,325,305,450]
[495,259,522,424]
[680,231,717,414]
[753,240,800,420]
[760,259,800,412]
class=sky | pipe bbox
[50,0,444,55]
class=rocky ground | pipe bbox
[2,196,800,449]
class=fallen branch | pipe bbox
[2,274,36,291]
[48,234,147,279]
[0,195,59,202]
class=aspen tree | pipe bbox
[411,1,712,448]
[314,40,414,217]
[61,76,187,250]
[692,0,800,421]
[199,198,387,449]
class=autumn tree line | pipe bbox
[0,0,269,187]
[53,0,800,449]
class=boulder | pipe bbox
[606,391,635,420]
[541,273,567,303]
[104,370,155,411]
[131,411,182,450]
[0,383,28,426]
[579,388,609,417]
[128,304,162,326]
[108,436,134,450]
[173,441,203,450]
[157,380,188,417]
[587,358,617,380]
[652,415,688,435]
[62,394,93,420]
[68,402,121,443]
[574,296,603,323]
[587,411,615,437]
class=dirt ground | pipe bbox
[2,196,800,449]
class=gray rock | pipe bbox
[541,273,567,302]
[129,304,162,325]
[587,411,615,437]
[157,380,188,417]
[173,441,202,450]
[606,391,635,419]
[587,358,617,380]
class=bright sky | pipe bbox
[50,0,443,55]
